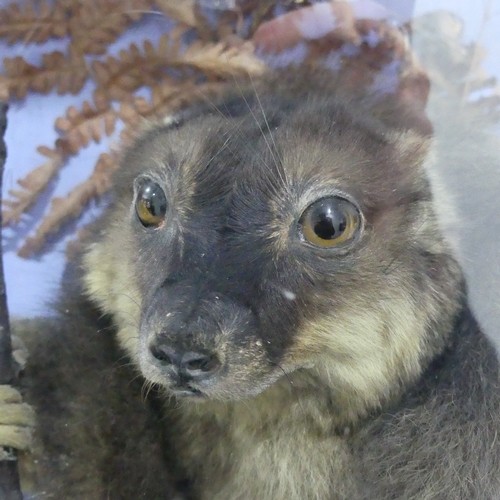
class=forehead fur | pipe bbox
[115,80,431,221]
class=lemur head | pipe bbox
[84,72,462,417]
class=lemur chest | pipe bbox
[170,401,359,500]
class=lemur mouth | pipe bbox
[171,384,206,399]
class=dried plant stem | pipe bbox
[0,102,23,500]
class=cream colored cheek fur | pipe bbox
[291,291,435,420]
[82,240,142,362]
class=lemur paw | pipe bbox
[0,385,35,458]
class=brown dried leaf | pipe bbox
[155,0,198,27]
[3,90,118,225]
[150,80,229,117]
[180,40,266,78]
[118,80,227,121]
[2,147,65,225]
[118,96,150,138]
[0,0,70,44]
[118,79,230,145]
[54,92,118,155]
[18,152,119,258]
[3,47,89,99]
[69,0,154,55]
[93,36,265,100]
[92,42,159,100]
[92,36,185,100]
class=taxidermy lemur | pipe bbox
[2,69,500,499]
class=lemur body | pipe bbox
[2,70,500,499]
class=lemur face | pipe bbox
[84,75,462,406]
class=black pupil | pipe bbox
[312,201,347,240]
[140,181,166,219]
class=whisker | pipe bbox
[193,85,276,174]
[203,132,233,168]
[141,379,155,403]
[231,77,284,185]
[270,360,307,416]
[248,74,288,189]
[382,217,428,275]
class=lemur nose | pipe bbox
[150,345,220,379]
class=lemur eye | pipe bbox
[299,197,361,248]
[135,179,167,228]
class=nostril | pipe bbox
[181,352,220,376]
[150,345,180,365]
[149,345,220,378]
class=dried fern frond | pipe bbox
[2,92,118,226]
[3,47,88,99]
[93,35,264,101]
[54,92,118,155]
[18,151,119,258]
[155,0,198,28]
[118,79,230,144]
[179,40,266,78]
[2,147,65,226]
[0,0,69,45]
[69,0,154,56]
[92,41,164,100]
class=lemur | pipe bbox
[1,68,500,499]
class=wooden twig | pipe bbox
[0,102,23,499]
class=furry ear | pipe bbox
[397,70,432,135]
[391,96,433,138]
[371,87,433,139]
[380,128,433,198]
[390,129,432,165]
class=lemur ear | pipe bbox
[396,67,432,135]
[374,84,433,138]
